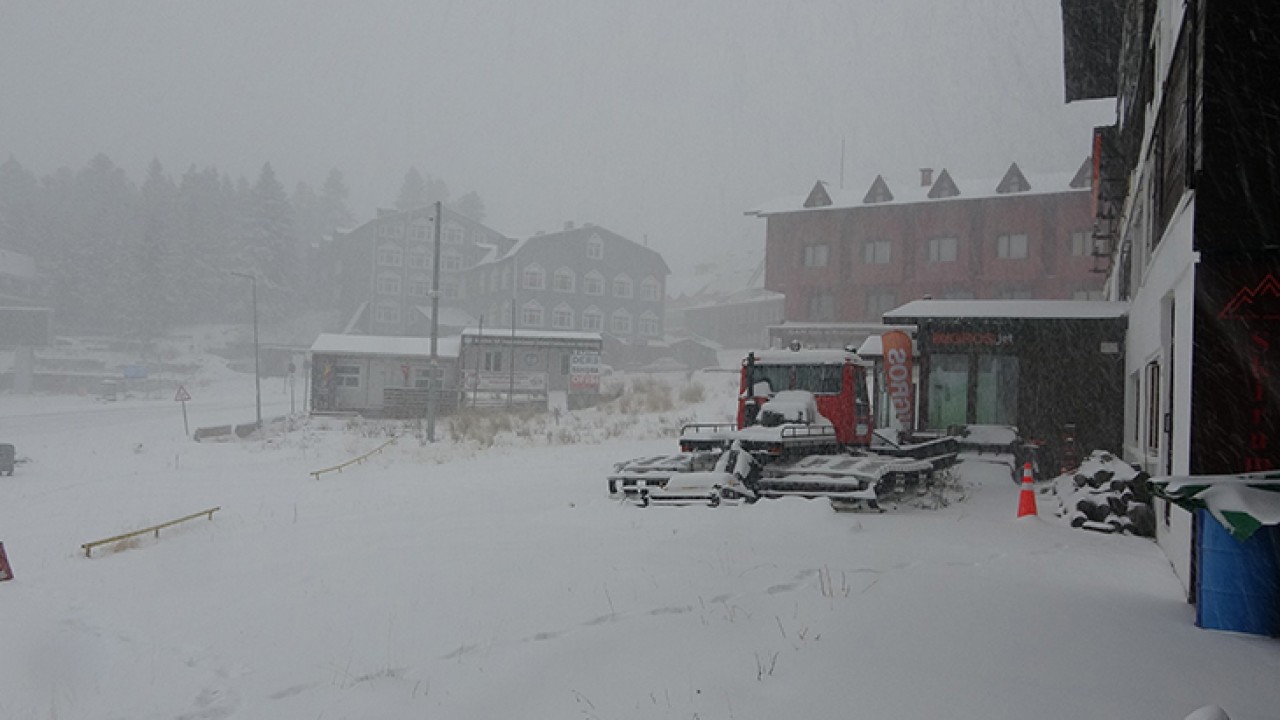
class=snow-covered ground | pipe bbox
[0,346,1276,719]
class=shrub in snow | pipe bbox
[1051,450,1155,537]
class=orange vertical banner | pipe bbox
[881,330,915,432]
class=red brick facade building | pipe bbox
[749,162,1102,322]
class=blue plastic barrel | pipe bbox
[1196,510,1280,636]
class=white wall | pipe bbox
[1125,197,1196,594]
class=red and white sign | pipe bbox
[174,385,192,402]
[881,330,915,432]
[0,541,13,581]
[569,352,602,392]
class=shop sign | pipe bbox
[930,331,1014,347]
[570,352,601,391]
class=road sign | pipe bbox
[174,385,191,402]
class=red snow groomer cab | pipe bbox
[609,344,959,508]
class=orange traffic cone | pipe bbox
[1016,463,1038,518]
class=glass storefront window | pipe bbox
[975,355,1019,425]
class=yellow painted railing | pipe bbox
[309,434,399,480]
[82,507,220,558]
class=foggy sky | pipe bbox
[0,0,1111,269]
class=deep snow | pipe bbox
[1,348,1277,720]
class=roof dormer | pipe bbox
[862,175,894,204]
[996,162,1032,194]
[803,181,833,208]
[1069,156,1092,189]
[927,169,960,199]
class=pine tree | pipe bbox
[451,190,487,223]
[129,158,179,339]
[395,167,449,211]
[0,155,40,256]
[240,162,298,321]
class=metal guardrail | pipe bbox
[309,434,399,480]
[81,507,221,557]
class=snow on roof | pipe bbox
[856,336,882,357]
[460,327,603,343]
[749,348,867,366]
[415,306,478,327]
[310,333,461,358]
[884,299,1128,321]
[748,168,1085,216]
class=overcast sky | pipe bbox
[0,0,1111,269]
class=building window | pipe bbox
[582,306,603,331]
[928,236,958,263]
[407,249,429,269]
[866,290,896,317]
[552,304,574,329]
[378,223,404,239]
[553,268,575,293]
[804,244,830,267]
[611,309,632,334]
[521,301,544,327]
[584,272,604,296]
[442,253,462,272]
[997,233,1029,259]
[408,275,430,298]
[587,235,604,260]
[1146,361,1162,454]
[864,240,891,264]
[443,225,464,245]
[413,367,443,389]
[334,365,361,387]
[377,244,403,266]
[639,312,660,336]
[483,350,503,372]
[613,274,633,298]
[640,277,660,301]
[409,221,431,242]
[1071,231,1091,257]
[523,265,546,290]
[807,292,835,321]
[376,273,401,295]
[374,303,400,324]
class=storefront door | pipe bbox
[929,354,969,427]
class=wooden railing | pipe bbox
[82,507,220,557]
[309,434,399,480]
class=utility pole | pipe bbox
[230,271,262,429]
[426,201,443,442]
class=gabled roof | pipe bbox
[862,175,894,204]
[927,169,960,199]
[804,181,833,208]
[472,224,671,275]
[995,163,1031,194]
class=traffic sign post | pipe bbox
[175,385,192,436]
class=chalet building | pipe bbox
[459,223,669,367]
[747,163,1104,323]
[323,205,514,338]
[1063,0,1280,635]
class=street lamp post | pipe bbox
[230,271,262,429]
[426,200,443,442]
